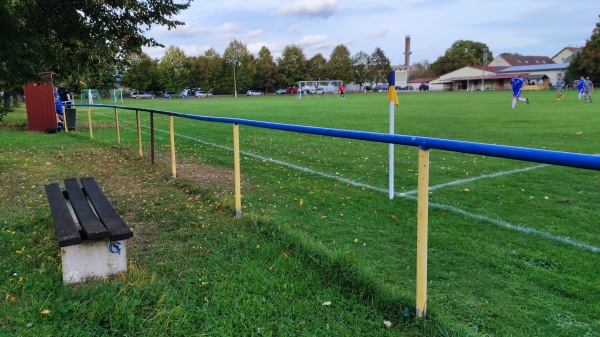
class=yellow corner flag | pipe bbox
[388,86,399,106]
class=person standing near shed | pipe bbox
[54,88,64,130]
[57,83,71,107]
[510,74,529,109]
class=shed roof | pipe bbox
[499,55,555,66]
[499,63,569,73]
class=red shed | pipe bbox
[24,72,57,132]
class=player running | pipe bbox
[510,74,529,109]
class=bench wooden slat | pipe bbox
[80,177,133,241]
[45,183,82,247]
[64,178,110,240]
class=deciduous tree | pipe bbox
[278,45,308,87]
[369,48,391,86]
[326,45,354,83]
[429,40,492,76]
[223,40,254,96]
[307,54,328,81]
[254,47,278,93]
[352,51,370,90]
[0,0,191,115]
[158,46,190,94]
[573,15,600,82]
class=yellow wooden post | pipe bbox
[63,105,69,133]
[115,107,121,145]
[136,110,142,157]
[233,124,242,217]
[169,116,176,179]
[416,147,430,318]
[87,105,93,139]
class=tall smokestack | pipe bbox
[404,35,412,68]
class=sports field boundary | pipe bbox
[78,103,600,317]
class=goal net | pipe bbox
[80,89,102,104]
[109,89,123,103]
[297,80,343,99]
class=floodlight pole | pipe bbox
[482,48,488,91]
[233,61,238,98]
[229,50,241,98]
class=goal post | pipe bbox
[297,80,343,99]
[109,89,123,103]
[80,89,103,104]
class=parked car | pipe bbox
[365,85,374,92]
[195,90,213,98]
[275,88,287,95]
[376,84,389,91]
[163,92,174,98]
[315,87,325,94]
[418,84,429,91]
[246,90,263,96]
[131,92,155,99]
[286,87,298,94]
[302,88,314,94]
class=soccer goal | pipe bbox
[109,89,123,103]
[80,89,102,104]
[297,80,343,99]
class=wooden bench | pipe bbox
[45,177,133,284]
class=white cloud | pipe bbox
[297,35,332,51]
[143,0,597,64]
[277,0,339,18]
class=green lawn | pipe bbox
[1,90,599,336]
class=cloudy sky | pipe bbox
[143,0,599,65]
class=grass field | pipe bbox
[1,90,599,336]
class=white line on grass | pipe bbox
[401,164,548,195]
[102,114,599,253]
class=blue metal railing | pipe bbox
[75,103,600,171]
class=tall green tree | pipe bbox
[254,47,278,93]
[158,46,190,93]
[277,45,308,87]
[0,0,191,115]
[196,48,224,93]
[223,40,254,96]
[429,40,492,76]
[307,54,328,80]
[121,53,157,94]
[409,60,436,80]
[326,44,354,83]
[352,51,370,90]
[573,15,600,82]
[369,47,391,86]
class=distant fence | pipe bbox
[72,103,600,318]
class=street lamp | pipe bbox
[229,59,241,98]
[482,47,488,91]
[227,50,241,98]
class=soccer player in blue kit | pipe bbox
[577,76,586,101]
[510,74,529,109]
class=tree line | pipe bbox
[121,41,392,96]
